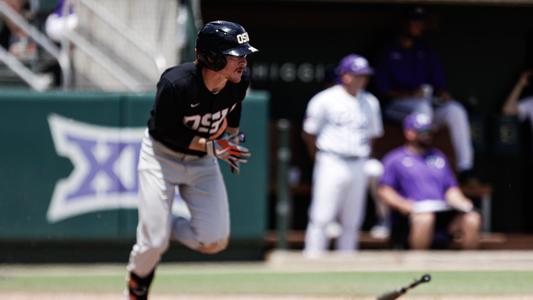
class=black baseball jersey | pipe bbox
[148,62,249,156]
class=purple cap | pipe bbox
[403,112,432,132]
[337,54,373,76]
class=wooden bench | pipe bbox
[264,230,533,250]
[268,120,495,244]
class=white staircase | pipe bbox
[0,0,194,92]
[71,0,181,91]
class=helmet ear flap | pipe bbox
[198,50,227,71]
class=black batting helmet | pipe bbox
[196,20,259,71]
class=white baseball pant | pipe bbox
[304,152,368,256]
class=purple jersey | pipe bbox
[379,146,457,202]
[374,39,448,96]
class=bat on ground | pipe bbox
[376,274,431,300]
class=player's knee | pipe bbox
[463,211,481,231]
[149,239,170,256]
[196,238,228,254]
[135,239,170,269]
[410,212,435,228]
[308,214,333,229]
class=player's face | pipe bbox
[222,55,247,83]
[351,74,369,90]
[415,130,433,148]
[407,20,425,38]
[405,129,432,149]
[342,73,369,94]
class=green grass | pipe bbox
[1,264,533,296]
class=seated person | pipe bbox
[0,0,36,60]
[377,112,481,250]
[374,7,475,181]
[502,70,533,129]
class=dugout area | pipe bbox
[203,0,533,237]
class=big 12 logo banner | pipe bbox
[47,114,189,223]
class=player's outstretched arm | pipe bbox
[206,133,250,174]
[189,133,251,175]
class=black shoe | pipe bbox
[128,270,155,300]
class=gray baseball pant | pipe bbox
[127,131,230,276]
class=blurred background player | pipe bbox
[126,20,257,299]
[377,112,481,250]
[44,0,78,43]
[374,6,476,182]
[0,0,36,60]
[302,53,383,257]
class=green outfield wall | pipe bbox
[0,89,269,261]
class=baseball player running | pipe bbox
[126,20,258,299]
[302,54,383,257]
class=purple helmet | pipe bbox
[336,54,373,76]
[403,112,432,132]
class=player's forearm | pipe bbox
[377,185,412,215]
[301,131,317,160]
[502,82,524,115]
[445,187,474,213]
[225,127,239,137]
[189,127,241,152]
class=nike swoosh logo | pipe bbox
[190,103,200,108]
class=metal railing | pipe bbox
[0,0,71,90]
[0,0,177,91]
[0,45,52,91]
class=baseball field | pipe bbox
[1,251,533,300]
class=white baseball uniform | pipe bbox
[303,84,383,255]
[516,96,533,128]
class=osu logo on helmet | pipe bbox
[196,20,259,71]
